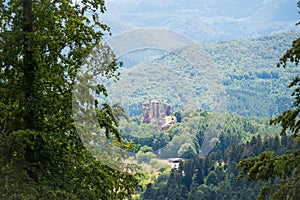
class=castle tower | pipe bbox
[141,99,175,130]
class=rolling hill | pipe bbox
[103,31,300,118]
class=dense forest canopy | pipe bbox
[105,32,300,118]
[139,116,297,200]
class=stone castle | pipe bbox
[141,100,176,130]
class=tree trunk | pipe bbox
[22,0,39,183]
[23,0,36,130]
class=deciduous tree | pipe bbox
[0,0,139,198]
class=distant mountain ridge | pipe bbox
[103,0,299,42]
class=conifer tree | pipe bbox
[237,2,300,199]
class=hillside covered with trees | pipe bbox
[140,129,297,200]
[106,31,300,118]
[118,110,298,199]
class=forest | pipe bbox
[0,0,299,200]
[106,31,300,118]
[124,111,298,199]
[117,109,299,200]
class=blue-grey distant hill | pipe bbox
[103,0,299,42]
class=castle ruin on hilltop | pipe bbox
[141,100,176,130]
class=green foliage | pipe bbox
[237,150,300,200]
[178,143,197,159]
[237,2,300,199]
[141,130,299,200]
[205,171,218,186]
[140,130,297,200]
[270,75,300,139]
[136,151,157,164]
[0,130,140,199]
[237,79,300,199]
[174,110,182,123]
[0,0,139,198]
[119,109,290,199]
[120,110,279,161]
[106,31,300,117]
